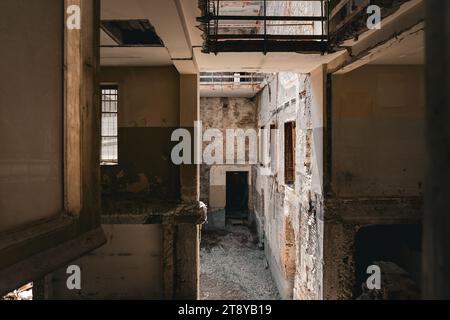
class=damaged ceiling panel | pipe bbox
[99,18,172,67]
[101,19,164,47]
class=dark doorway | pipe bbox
[226,172,249,220]
[353,224,422,299]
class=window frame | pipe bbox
[284,121,296,187]
[100,84,119,165]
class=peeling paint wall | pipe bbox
[255,67,325,300]
[200,98,258,229]
[323,64,425,300]
[100,66,181,199]
[43,67,198,300]
[331,65,425,197]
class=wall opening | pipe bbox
[100,20,164,47]
[226,171,249,220]
[353,224,422,300]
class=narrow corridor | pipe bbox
[200,224,280,300]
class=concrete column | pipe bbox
[423,0,450,299]
[179,74,200,203]
[176,74,200,299]
[174,224,201,299]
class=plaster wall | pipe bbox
[255,66,325,300]
[331,65,425,197]
[100,66,181,198]
[0,0,64,232]
[323,64,425,299]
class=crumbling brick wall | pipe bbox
[255,68,325,300]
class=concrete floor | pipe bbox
[200,223,280,300]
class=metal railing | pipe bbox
[198,0,329,54]
[197,0,410,54]
[200,72,266,85]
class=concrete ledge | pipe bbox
[325,196,423,225]
[0,227,106,296]
[101,200,207,225]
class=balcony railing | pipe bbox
[198,0,329,54]
[200,72,266,85]
[198,0,411,54]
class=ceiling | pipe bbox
[368,29,425,65]
[100,28,172,66]
[101,47,173,67]
[100,0,424,76]
[194,50,343,73]
[101,0,198,73]
[100,0,342,74]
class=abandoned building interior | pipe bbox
[1,0,450,301]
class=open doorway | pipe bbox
[226,171,249,221]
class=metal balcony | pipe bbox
[198,0,329,54]
[197,0,411,54]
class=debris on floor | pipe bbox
[357,262,420,300]
[2,283,33,300]
[200,224,280,300]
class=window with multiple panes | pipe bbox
[284,121,296,186]
[101,85,118,165]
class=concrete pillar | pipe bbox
[423,0,450,299]
[175,74,200,299]
[174,224,201,299]
[179,74,200,203]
